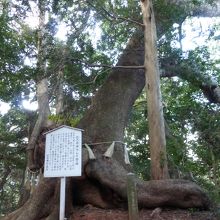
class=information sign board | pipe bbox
[44,126,82,177]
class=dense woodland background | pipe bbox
[0,0,220,218]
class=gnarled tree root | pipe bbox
[1,178,57,220]
[85,157,210,209]
[1,157,210,220]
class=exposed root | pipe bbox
[1,178,57,220]
[45,206,59,220]
[85,157,210,209]
[73,179,116,208]
[2,155,210,220]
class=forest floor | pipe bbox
[70,205,219,220]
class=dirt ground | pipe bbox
[70,205,218,220]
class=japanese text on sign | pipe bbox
[44,126,82,177]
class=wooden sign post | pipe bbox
[44,125,83,220]
[127,173,139,220]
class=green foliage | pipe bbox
[0,2,35,104]
[48,114,82,127]
[125,93,151,180]
[126,75,220,202]
[1,0,220,215]
[0,108,27,215]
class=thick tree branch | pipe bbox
[160,61,220,103]
[78,57,220,105]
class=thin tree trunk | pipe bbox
[27,0,52,169]
[141,0,169,180]
[55,70,64,115]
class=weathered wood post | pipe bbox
[141,0,169,180]
[127,173,139,220]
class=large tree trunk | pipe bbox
[78,31,145,145]
[3,1,219,219]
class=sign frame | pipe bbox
[44,125,83,178]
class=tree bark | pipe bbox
[55,70,64,115]
[85,157,210,209]
[141,0,169,180]
[78,31,145,146]
[27,0,52,170]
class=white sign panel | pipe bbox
[44,126,82,177]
